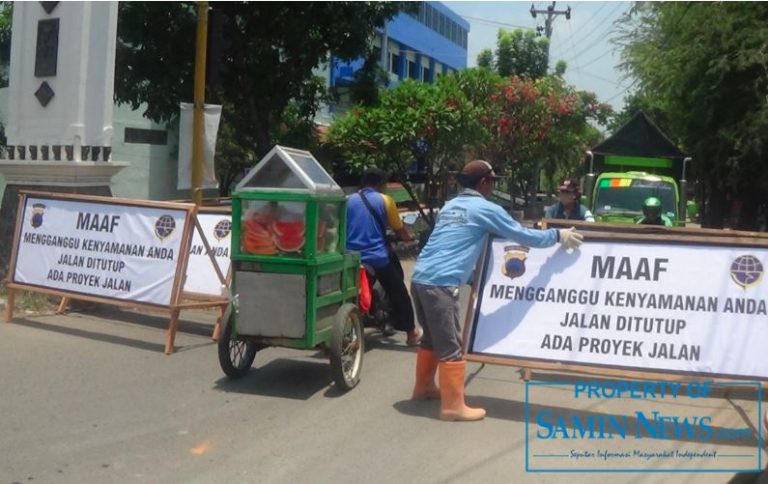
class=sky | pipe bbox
[446,1,634,111]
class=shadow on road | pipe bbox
[392,398,441,421]
[12,317,167,353]
[213,358,332,400]
[10,310,217,353]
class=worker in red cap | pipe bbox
[410,160,583,421]
[544,179,595,222]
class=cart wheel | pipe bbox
[218,316,258,379]
[330,303,364,391]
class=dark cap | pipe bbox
[558,179,580,193]
[458,160,500,187]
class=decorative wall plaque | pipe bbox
[35,18,59,77]
[34,81,55,107]
[40,2,59,14]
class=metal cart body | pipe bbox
[219,145,363,390]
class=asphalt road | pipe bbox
[0,260,765,483]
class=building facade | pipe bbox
[316,1,469,123]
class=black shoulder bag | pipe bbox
[358,190,404,278]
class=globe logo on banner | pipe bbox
[729,255,764,289]
[213,219,232,240]
[30,203,46,228]
[154,215,176,240]
[501,245,529,280]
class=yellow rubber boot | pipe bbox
[411,348,440,400]
[439,361,486,421]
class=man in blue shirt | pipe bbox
[410,160,583,421]
[347,168,422,345]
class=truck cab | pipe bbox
[591,172,680,225]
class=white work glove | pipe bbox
[558,227,584,250]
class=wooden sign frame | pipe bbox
[3,191,228,354]
[179,205,233,342]
[462,222,768,386]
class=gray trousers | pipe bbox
[411,282,463,361]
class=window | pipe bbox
[408,60,418,80]
[462,29,468,49]
[389,52,400,75]
[124,127,167,145]
[422,66,430,82]
[419,3,426,23]
[425,4,432,28]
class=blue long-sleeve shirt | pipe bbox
[412,190,559,287]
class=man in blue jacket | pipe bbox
[410,160,583,421]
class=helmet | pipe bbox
[643,197,662,211]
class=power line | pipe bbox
[562,9,625,64]
[575,69,630,88]
[564,3,617,51]
[565,43,622,74]
[459,14,534,31]
[559,3,625,62]
[604,80,637,105]
[550,2,608,58]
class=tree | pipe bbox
[327,78,486,225]
[606,91,671,135]
[0,2,11,89]
[115,2,409,194]
[329,68,610,219]
[478,28,550,79]
[452,70,610,201]
[616,2,768,229]
[476,49,493,70]
[343,51,391,107]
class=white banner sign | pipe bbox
[469,238,768,379]
[183,212,231,296]
[177,102,221,190]
[13,197,191,306]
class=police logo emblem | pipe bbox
[502,245,530,280]
[30,203,46,228]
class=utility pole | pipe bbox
[528,1,570,210]
[530,1,570,66]
[191,1,209,207]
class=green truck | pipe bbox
[582,112,692,226]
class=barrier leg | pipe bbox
[56,297,70,315]
[165,308,181,355]
[211,304,224,342]
[4,289,15,323]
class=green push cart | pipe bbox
[218,145,364,390]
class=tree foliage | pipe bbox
[0,2,11,89]
[616,2,768,229]
[115,1,407,194]
[476,28,549,79]
[472,73,610,198]
[328,69,611,218]
[327,78,486,223]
